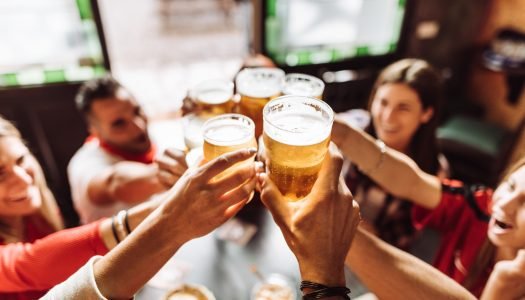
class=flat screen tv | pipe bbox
[0,0,109,88]
[253,0,411,72]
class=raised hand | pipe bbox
[259,143,360,287]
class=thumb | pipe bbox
[259,173,290,227]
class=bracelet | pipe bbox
[124,210,132,234]
[301,281,351,300]
[359,139,386,175]
[110,216,121,244]
[115,210,129,241]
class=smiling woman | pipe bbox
[337,58,447,250]
[332,119,525,297]
[0,116,167,299]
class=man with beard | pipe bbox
[68,75,186,224]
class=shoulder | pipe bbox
[441,179,492,221]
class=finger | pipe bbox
[224,199,249,219]
[209,162,256,196]
[156,156,187,176]
[163,148,188,168]
[158,169,179,187]
[259,172,290,227]
[220,176,257,211]
[310,142,344,195]
[198,148,257,181]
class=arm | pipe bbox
[346,228,475,300]
[260,144,361,298]
[88,148,187,205]
[50,148,258,299]
[332,119,442,209]
[481,250,525,300]
[0,199,158,292]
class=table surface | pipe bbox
[136,197,302,300]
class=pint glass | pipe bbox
[282,73,325,99]
[235,68,285,137]
[203,114,257,181]
[263,96,334,201]
[191,79,234,116]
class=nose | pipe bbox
[131,116,147,133]
[11,165,33,188]
[494,192,520,216]
[381,106,396,123]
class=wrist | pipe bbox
[298,262,346,287]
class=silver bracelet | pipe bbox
[360,139,387,175]
[115,210,129,241]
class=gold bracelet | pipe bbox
[360,139,387,175]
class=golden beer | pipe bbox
[203,114,257,182]
[235,68,285,137]
[191,79,234,116]
[263,96,334,201]
[282,73,325,99]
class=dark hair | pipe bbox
[75,75,123,116]
[366,58,443,174]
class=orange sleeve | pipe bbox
[0,220,109,292]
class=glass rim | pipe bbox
[202,113,255,145]
[283,73,324,86]
[235,68,285,98]
[262,95,334,134]
[190,79,234,101]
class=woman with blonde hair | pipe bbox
[0,116,257,299]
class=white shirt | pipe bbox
[41,256,108,300]
[67,140,133,224]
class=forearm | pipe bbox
[90,162,166,204]
[98,198,160,250]
[94,203,187,299]
[346,229,475,300]
[335,124,441,209]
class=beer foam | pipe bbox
[282,82,319,97]
[264,111,331,146]
[196,89,231,104]
[204,120,253,146]
[237,81,281,98]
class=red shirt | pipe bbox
[0,218,109,300]
[412,179,493,297]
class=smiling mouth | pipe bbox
[9,196,28,203]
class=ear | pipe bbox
[88,123,98,137]
[420,107,434,124]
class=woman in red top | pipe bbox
[0,116,199,299]
[333,120,525,297]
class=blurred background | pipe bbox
[1,0,525,226]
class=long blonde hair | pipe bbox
[0,117,63,241]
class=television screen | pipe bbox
[263,0,408,67]
[0,0,107,88]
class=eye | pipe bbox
[398,104,411,112]
[15,154,26,166]
[111,118,127,129]
[507,178,516,191]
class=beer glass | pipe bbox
[263,95,334,201]
[191,79,234,116]
[235,68,285,137]
[203,114,257,182]
[282,73,325,99]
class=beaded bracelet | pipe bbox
[301,281,351,300]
